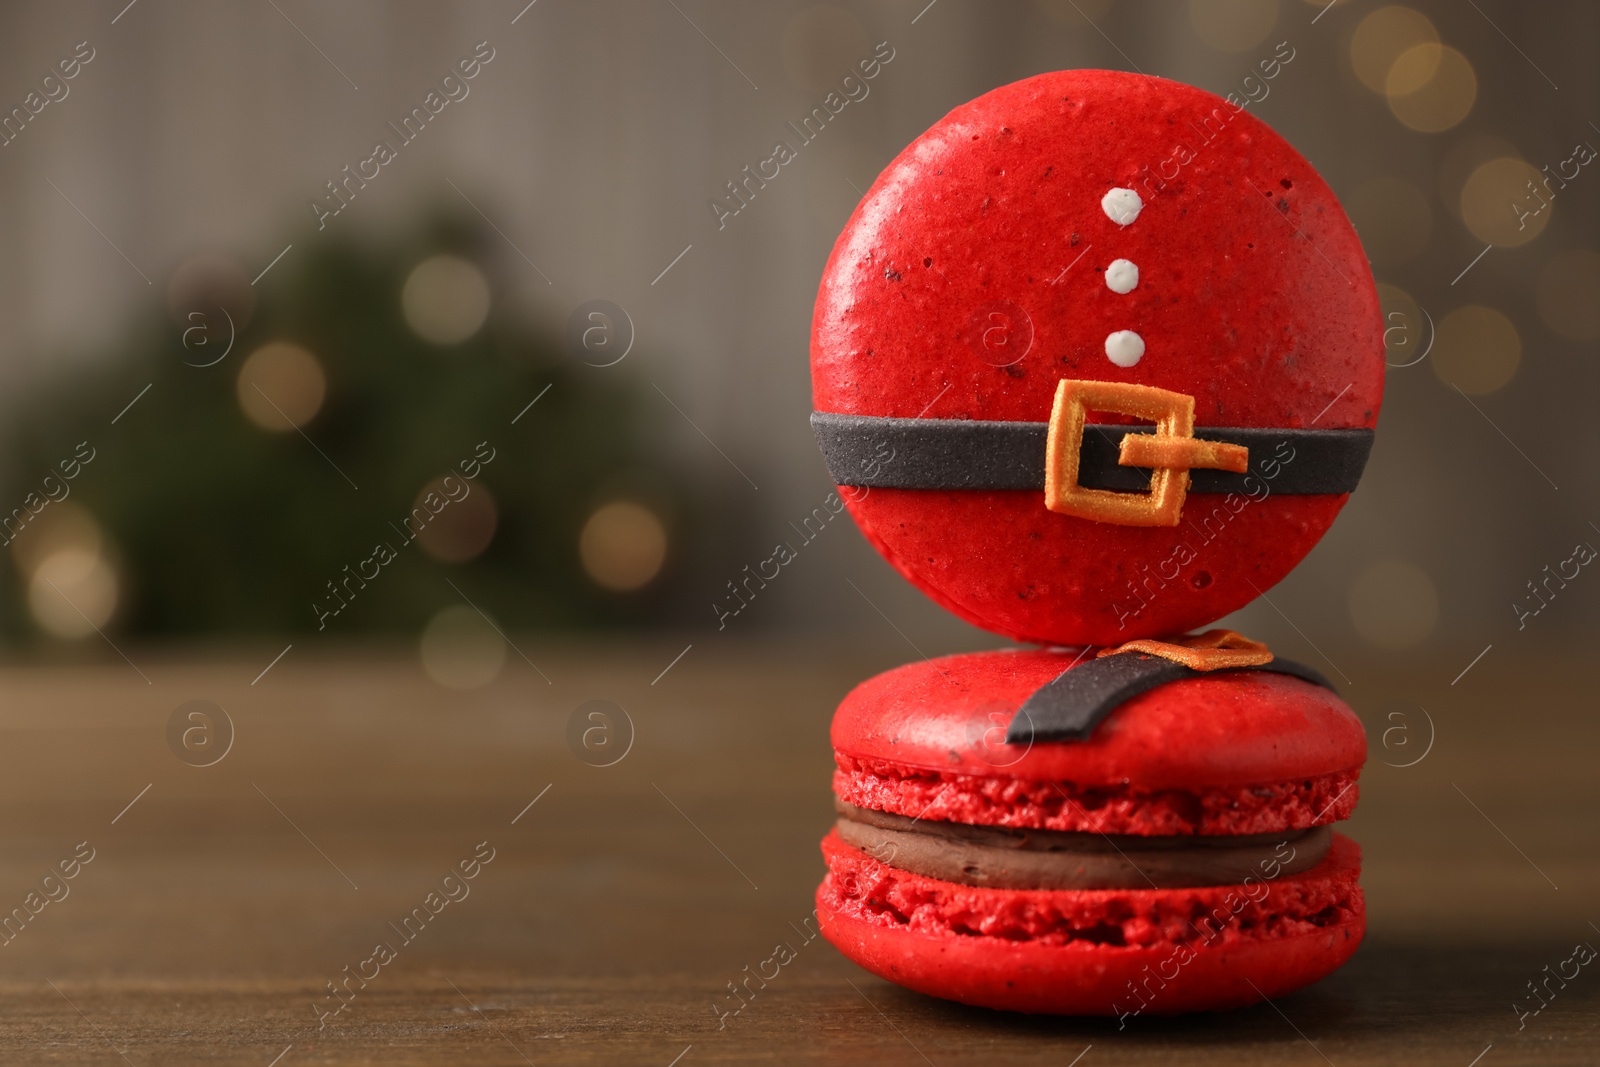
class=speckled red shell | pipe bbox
[811,69,1384,644]
[818,831,1365,1015]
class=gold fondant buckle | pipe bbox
[1097,628,1274,671]
[1044,379,1250,527]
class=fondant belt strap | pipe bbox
[812,412,1374,495]
[1004,653,1335,744]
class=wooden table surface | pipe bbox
[0,638,1595,1065]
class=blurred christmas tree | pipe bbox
[0,205,700,641]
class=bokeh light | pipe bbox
[1347,176,1431,267]
[1536,249,1600,340]
[414,476,499,564]
[10,500,104,579]
[15,504,120,640]
[419,605,506,689]
[1379,38,1443,97]
[781,6,868,93]
[579,501,668,592]
[1350,6,1438,93]
[1374,282,1426,367]
[1386,44,1476,133]
[401,255,491,345]
[1432,306,1521,395]
[1460,157,1549,246]
[1438,134,1522,222]
[1348,558,1438,649]
[236,342,327,431]
[29,548,119,639]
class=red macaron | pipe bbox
[810,69,1384,646]
[817,648,1367,1017]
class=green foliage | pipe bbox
[0,210,689,639]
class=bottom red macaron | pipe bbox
[818,829,1363,1017]
[817,647,1368,1016]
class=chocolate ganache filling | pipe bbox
[835,801,1330,890]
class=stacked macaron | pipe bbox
[808,69,1383,1016]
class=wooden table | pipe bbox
[0,639,1594,1065]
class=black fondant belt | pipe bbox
[1005,648,1334,744]
[813,380,1373,527]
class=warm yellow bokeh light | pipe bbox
[419,606,506,689]
[237,342,327,431]
[1374,282,1426,366]
[1438,135,1522,222]
[1433,306,1521,395]
[1384,42,1443,97]
[9,501,103,579]
[1188,0,1278,52]
[1461,157,1549,247]
[402,255,490,346]
[1536,250,1600,340]
[1386,44,1476,133]
[29,548,118,639]
[1347,176,1431,267]
[579,501,668,592]
[1348,559,1438,650]
[1350,6,1438,93]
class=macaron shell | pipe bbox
[811,69,1383,645]
[832,648,1367,790]
[843,489,1340,647]
[835,758,1357,837]
[818,830,1365,1015]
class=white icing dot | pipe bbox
[1104,330,1145,367]
[1101,187,1143,226]
[1105,259,1139,294]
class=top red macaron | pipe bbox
[811,69,1383,646]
